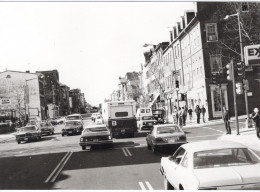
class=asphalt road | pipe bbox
[0,117,254,190]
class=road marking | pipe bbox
[125,148,132,156]
[44,151,73,183]
[138,182,146,190]
[145,181,154,190]
[122,148,128,156]
[187,134,223,139]
[201,126,225,133]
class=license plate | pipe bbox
[149,123,152,125]
[69,131,72,134]
[24,138,28,140]
[93,139,99,141]
[168,139,175,143]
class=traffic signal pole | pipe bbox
[231,60,240,135]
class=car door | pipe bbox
[166,147,186,189]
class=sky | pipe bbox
[0,1,195,106]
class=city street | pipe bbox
[0,117,253,190]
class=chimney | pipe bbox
[185,10,195,26]
[176,22,181,36]
[26,70,30,73]
[180,16,185,30]
[173,26,177,39]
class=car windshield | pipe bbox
[84,127,107,132]
[20,126,36,132]
[157,126,180,134]
[193,148,260,169]
[142,116,154,120]
[67,116,80,120]
[66,121,80,126]
[40,122,51,127]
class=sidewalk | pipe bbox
[0,132,16,143]
[218,127,260,152]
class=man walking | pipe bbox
[251,108,260,139]
[195,105,201,124]
[188,107,193,121]
[182,107,187,126]
[201,105,206,123]
[223,106,231,134]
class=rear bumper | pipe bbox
[16,136,39,141]
[154,142,187,147]
[80,140,113,146]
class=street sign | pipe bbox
[244,44,260,66]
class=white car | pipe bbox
[95,115,103,125]
[160,140,260,190]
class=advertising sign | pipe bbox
[244,44,260,66]
[0,98,11,105]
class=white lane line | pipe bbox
[201,126,225,133]
[145,181,154,190]
[44,152,70,183]
[139,182,146,190]
[125,148,132,156]
[187,134,223,139]
[122,148,128,156]
[51,151,73,182]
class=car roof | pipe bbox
[153,123,179,128]
[181,140,247,153]
[67,113,81,117]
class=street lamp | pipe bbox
[224,10,250,130]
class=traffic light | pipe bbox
[243,79,249,91]
[226,62,233,81]
[211,73,217,84]
[236,82,243,94]
[175,80,179,89]
[237,62,245,78]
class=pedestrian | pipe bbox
[174,106,179,124]
[188,107,193,121]
[250,108,260,139]
[195,105,201,124]
[201,105,206,123]
[178,107,183,127]
[182,107,187,126]
[223,106,231,134]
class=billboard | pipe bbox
[244,44,260,66]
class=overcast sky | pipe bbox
[0,2,195,106]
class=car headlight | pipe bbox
[80,138,83,142]
[108,136,112,140]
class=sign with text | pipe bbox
[244,44,260,66]
[0,98,11,105]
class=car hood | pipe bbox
[81,131,110,137]
[193,164,260,188]
[17,131,37,135]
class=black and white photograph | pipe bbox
[1,1,260,190]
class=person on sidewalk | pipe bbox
[188,107,193,121]
[223,106,231,134]
[178,107,183,127]
[251,108,260,139]
[201,105,206,123]
[195,105,201,124]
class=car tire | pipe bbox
[52,131,54,135]
[38,136,41,141]
[164,176,174,190]
[147,141,151,150]
[62,133,64,137]
[82,146,86,150]
[17,140,21,144]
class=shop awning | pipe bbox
[149,93,160,107]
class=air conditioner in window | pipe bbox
[208,35,217,41]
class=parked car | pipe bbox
[66,114,84,125]
[95,115,103,125]
[56,116,65,124]
[50,118,59,125]
[62,121,83,136]
[39,121,54,135]
[160,140,260,190]
[146,124,186,153]
[80,124,113,150]
[137,115,157,131]
[15,125,41,144]
[152,109,165,124]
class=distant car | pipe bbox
[91,113,101,122]
[62,121,83,136]
[56,116,65,124]
[15,125,41,144]
[137,115,157,131]
[66,114,84,125]
[146,124,186,153]
[80,124,113,150]
[160,140,260,190]
[152,109,165,124]
[39,121,54,135]
[95,115,103,125]
[50,118,58,125]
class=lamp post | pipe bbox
[25,78,37,121]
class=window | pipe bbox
[210,55,222,73]
[181,153,189,168]
[115,112,128,117]
[172,147,186,164]
[206,23,218,42]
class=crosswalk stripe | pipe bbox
[122,148,128,156]
[125,148,132,156]
[145,181,153,190]
[138,182,146,190]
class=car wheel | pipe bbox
[62,133,64,137]
[164,176,174,190]
[17,140,21,144]
[152,146,157,153]
[82,146,86,150]
[38,136,41,141]
[52,131,54,135]
[147,141,151,150]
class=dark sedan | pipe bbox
[39,121,54,135]
[80,124,113,150]
[62,121,83,136]
[146,124,187,153]
[16,125,42,144]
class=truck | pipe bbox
[102,100,137,138]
